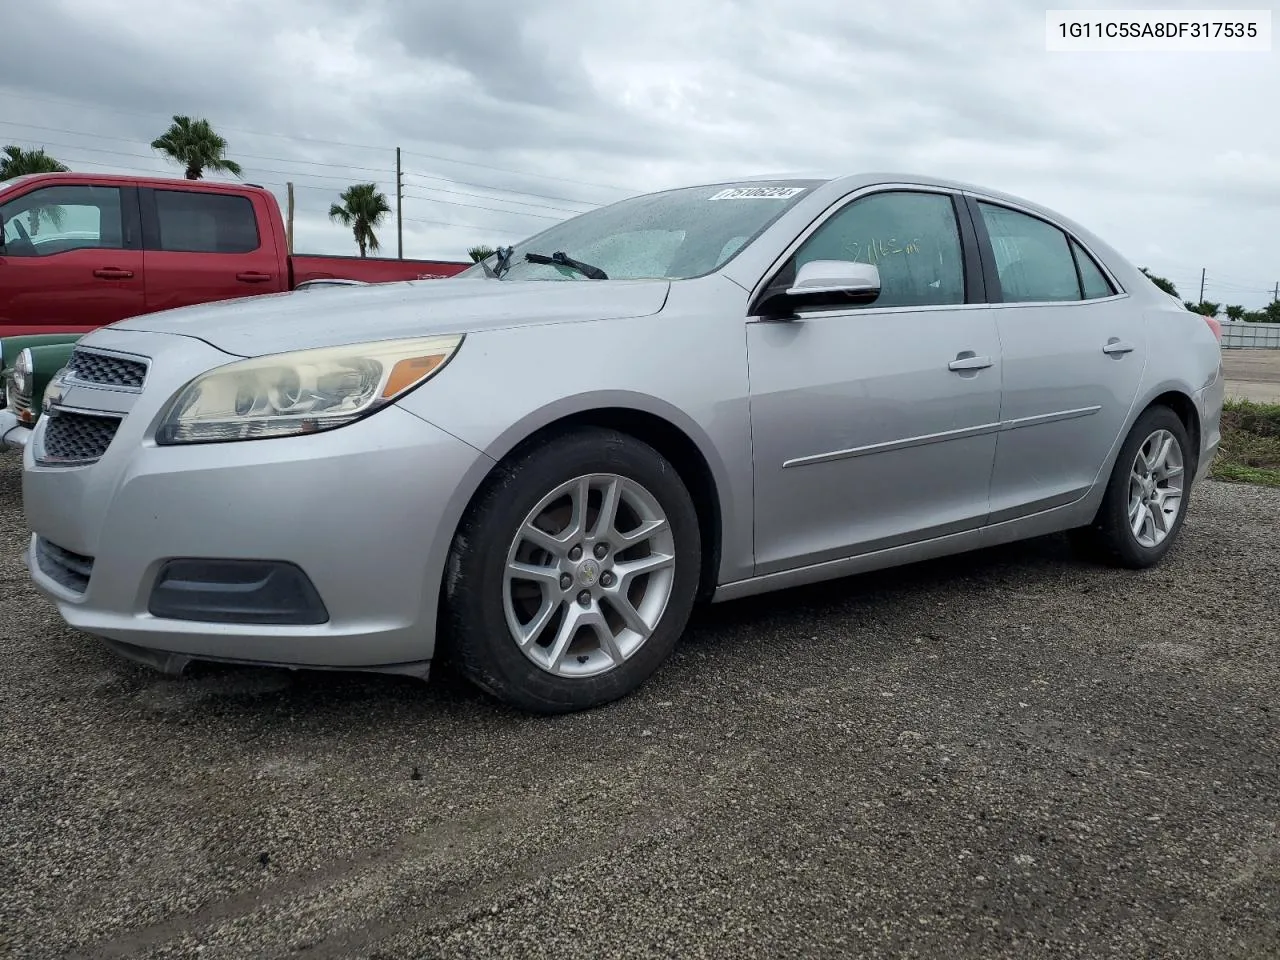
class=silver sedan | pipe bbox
[21,173,1224,713]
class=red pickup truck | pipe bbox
[0,172,470,337]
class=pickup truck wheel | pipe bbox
[442,428,701,714]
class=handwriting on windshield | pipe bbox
[843,237,922,262]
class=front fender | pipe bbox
[1,333,82,411]
[0,333,83,373]
[5,341,77,427]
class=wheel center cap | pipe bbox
[577,559,601,587]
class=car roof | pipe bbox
[681,170,1060,214]
[0,171,271,195]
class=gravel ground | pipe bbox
[1,450,1278,960]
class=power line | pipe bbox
[0,120,397,176]
[403,216,532,235]
[1,122,605,209]
[402,184,583,214]
[0,87,637,194]
[1,134,391,184]
[1,135,576,221]
[402,194,567,220]
[401,170,599,208]
[399,147,634,194]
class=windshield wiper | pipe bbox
[524,251,608,280]
[481,245,516,279]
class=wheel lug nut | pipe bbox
[568,545,583,561]
[577,590,591,607]
[559,574,572,590]
[594,543,608,559]
[601,571,615,587]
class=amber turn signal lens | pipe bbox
[382,355,446,399]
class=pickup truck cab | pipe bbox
[0,172,468,336]
[0,173,469,448]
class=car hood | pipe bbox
[108,277,672,357]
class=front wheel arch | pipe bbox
[449,407,724,607]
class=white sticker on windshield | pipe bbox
[708,186,806,200]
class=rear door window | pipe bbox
[978,203,1081,302]
[151,190,260,254]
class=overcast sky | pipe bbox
[2,0,1275,306]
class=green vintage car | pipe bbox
[0,334,80,451]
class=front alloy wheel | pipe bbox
[504,473,677,678]
[443,428,701,713]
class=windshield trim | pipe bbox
[459,178,829,283]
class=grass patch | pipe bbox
[1211,398,1280,487]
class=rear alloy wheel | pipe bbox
[443,428,701,713]
[1076,405,1193,569]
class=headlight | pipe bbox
[155,335,464,445]
[13,348,32,397]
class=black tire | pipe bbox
[441,427,701,714]
[1073,405,1194,569]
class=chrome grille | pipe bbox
[39,411,121,464]
[67,349,148,389]
[6,378,31,419]
[35,538,94,594]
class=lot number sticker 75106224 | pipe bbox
[707,186,807,200]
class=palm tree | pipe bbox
[150,116,242,180]
[468,245,496,263]
[1225,305,1246,322]
[1,146,70,236]
[0,145,68,181]
[329,184,391,258]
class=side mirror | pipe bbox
[787,259,880,301]
[754,259,881,318]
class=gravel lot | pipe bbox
[2,450,1278,960]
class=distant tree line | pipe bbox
[1141,268,1279,323]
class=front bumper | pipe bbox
[23,330,491,675]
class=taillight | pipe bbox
[1203,314,1222,343]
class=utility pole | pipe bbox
[1199,267,1205,303]
[396,147,403,260]
[286,182,295,254]
[1273,281,1277,303]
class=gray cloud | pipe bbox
[0,0,1275,305]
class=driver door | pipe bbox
[0,183,145,335]
[746,188,1003,575]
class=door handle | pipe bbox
[236,271,273,283]
[93,268,134,280]
[948,353,993,372]
[1102,339,1134,356]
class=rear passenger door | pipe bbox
[968,196,1146,523]
[140,188,284,313]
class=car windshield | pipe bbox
[461,179,825,282]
